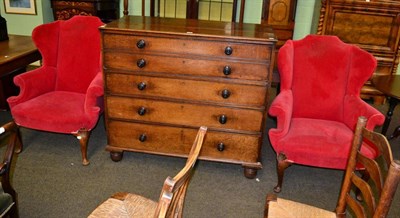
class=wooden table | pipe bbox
[372,75,400,138]
[0,35,41,110]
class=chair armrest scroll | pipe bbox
[343,95,385,131]
[84,71,104,115]
[7,67,56,108]
[268,90,293,139]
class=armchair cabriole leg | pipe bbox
[274,152,292,193]
[74,129,91,166]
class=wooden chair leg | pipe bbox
[74,129,91,166]
[274,152,292,193]
[389,126,400,140]
[15,126,23,154]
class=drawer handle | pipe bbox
[137,59,146,68]
[217,142,225,151]
[219,115,227,124]
[138,107,147,116]
[223,65,231,75]
[136,39,146,49]
[137,82,146,90]
[224,46,233,55]
[139,134,147,142]
[221,89,231,99]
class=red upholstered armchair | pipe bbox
[7,16,104,165]
[268,35,385,193]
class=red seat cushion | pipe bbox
[10,91,94,133]
[274,118,377,169]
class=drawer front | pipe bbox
[107,120,260,163]
[106,96,264,132]
[106,74,267,107]
[102,34,273,60]
[103,52,269,81]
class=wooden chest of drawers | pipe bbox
[100,16,276,178]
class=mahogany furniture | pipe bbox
[122,0,296,51]
[268,35,385,193]
[0,35,41,110]
[372,75,400,139]
[0,121,20,218]
[7,16,104,165]
[50,0,119,23]
[265,116,400,218]
[317,0,400,105]
[100,16,276,178]
[89,127,206,218]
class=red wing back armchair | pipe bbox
[268,35,385,193]
[7,16,104,165]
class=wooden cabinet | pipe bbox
[317,0,400,104]
[100,16,276,178]
[50,0,119,23]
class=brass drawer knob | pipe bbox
[136,39,146,49]
[219,115,227,124]
[139,134,147,142]
[224,46,233,55]
[137,59,146,68]
[223,65,231,75]
[221,89,231,99]
[137,107,146,116]
[137,82,146,90]
[217,142,225,151]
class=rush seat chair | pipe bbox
[268,35,385,193]
[89,126,207,218]
[7,16,104,165]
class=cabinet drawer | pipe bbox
[106,74,267,107]
[107,120,260,163]
[103,52,269,81]
[102,34,273,60]
[106,96,264,132]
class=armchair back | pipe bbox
[32,16,104,94]
[278,35,377,123]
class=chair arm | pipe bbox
[343,95,385,131]
[7,67,57,108]
[0,122,18,195]
[84,71,104,116]
[268,90,293,139]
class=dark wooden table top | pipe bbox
[0,34,41,76]
[372,75,400,100]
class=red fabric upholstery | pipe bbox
[7,16,104,134]
[269,35,385,169]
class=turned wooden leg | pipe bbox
[244,167,258,179]
[274,152,292,193]
[74,129,91,166]
[110,151,123,162]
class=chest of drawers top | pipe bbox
[101,16,276,42]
